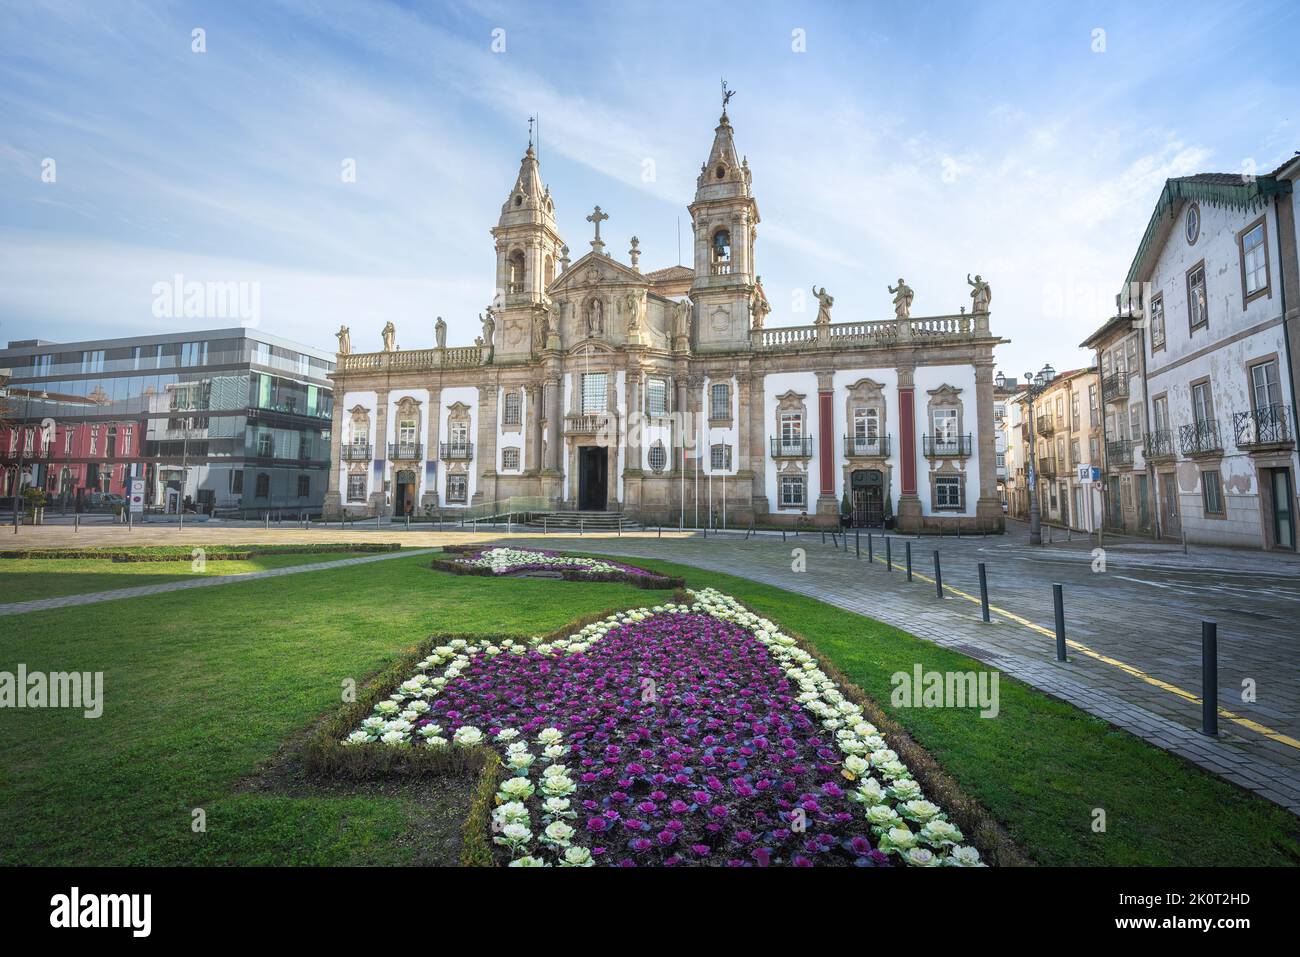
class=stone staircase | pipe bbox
[523,511,638,532]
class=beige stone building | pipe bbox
[324,106,1006,531]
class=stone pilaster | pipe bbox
[895,366,922,531]
[973,361,1004,531]
[815,369,837,519]
[369,389,389,516]
[323,381,345,518]
[474,383,499,506]
[421,385,441,509]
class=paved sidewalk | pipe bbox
[0,548,435,617]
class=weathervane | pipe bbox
[721,78,735,115]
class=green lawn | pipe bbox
[0,552,379,603]
[0,548,1296,867]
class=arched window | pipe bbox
[711,229,731,275]
[105,426,117,460]
[508,250,526,294]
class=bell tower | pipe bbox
[689,90,759,352]
[490,132,566,361]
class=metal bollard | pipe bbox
[885,535,891,571]
[376,514,381,530]
[579,517,583,536]
[978,562,990,623]
[855,529,860,559]
[1200,621,1219,736]
[1053,583,1066,661]
[658,524,662,539]
[821,529,826,545]
[868,533,873,565]
[782,529,786,542]
[933,550,943,598]
[905,540,912,581]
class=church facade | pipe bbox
[325,107,1006,531]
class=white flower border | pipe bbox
[453,546,632,577]
[344,588,985,868]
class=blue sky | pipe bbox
[1,0,1297,375]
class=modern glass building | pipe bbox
[0,328,334,514]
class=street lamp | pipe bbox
[1021,364,1057,546]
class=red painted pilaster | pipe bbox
[818,390,834,496]
[899,387,916,494]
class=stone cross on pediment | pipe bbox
[586,205,609,254]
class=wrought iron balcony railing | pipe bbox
[1102,371,1130,403]
[1144,429,1176,460]
[1037,457,1057,479]
[1106,439,1132,467]
[341,444,372,461]
[922,434,973,457]
[388,442,423,460]
[843,435,891,457]
[1035,415,1055,437]
[770,436,814,458]
[440,442,474,460]
[1179,421,1222,456]
[1233,404,1294,450]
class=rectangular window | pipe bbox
[81,350,104,374]
[1191,381,1214,427]
[1088,384,1099,426]
[398,418,417,444]
[1249,359,1282,411]
[255,473,270,498]
[1187,263,1208,331]
[779,473,806,508]
[710,382,730,420]
[180,341,208,366]
[996,451,1006,468]
[581,372,607,414]
[502,447,520,470]
[1071,392,1080,429]
[231,470,244,494]
[257,431,274,457]
[1070,439,1080,466]
[1129,405,1141,441]
[854,406,880,440]
[710,444,731,470]
[1149,294,1166,351]
[1240,220,1269,299]
[1202,470,1224,516]
[89,426,99,456]
[446,474,467,503]
[932,408,958,440]
[449,421,468,447]
[646,379,668,417]
[297,475,310,498]
[32,354,52,376]
[346,473,365,502]
[502,391,521,425]
[1089,435,1099,463]
[64,428,73,455]
[935,475,963,509]
[780,408,800,442]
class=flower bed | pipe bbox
[343,589,984,868]
[431,547,681,590]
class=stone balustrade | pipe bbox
[751,313,984,352]
[336,345,485,373]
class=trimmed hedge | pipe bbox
[1,543,401,563]
[461,754,505,867]
[431,547,683,590]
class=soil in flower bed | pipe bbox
[432,546,682,590]
[430,611,886,866]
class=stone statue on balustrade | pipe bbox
[435,316,447,349]
[967,273,992,314]
[335,325,351,355]
[811,285,834,325]
[481,309,496,348]
[888,279,914,320]
[750,277,771,329]
[381,321,396,352]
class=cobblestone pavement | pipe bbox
[5,520,1298,812]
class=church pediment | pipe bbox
[547,251,646,295]
[565,338,619,357]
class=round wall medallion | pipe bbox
[1185,202,1200,245]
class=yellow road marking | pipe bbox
[866,551,1300,751]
